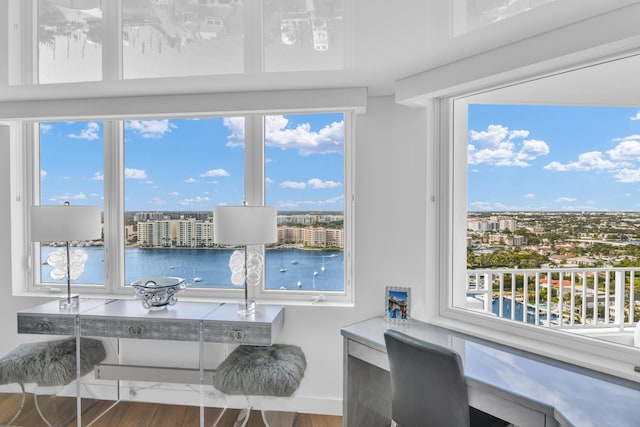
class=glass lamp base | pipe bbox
[237,299,256,315]
[59,294,80,310]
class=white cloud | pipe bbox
[48,192,88,202]
[276,194,344,208]
[223,117,245,148]
[517,139,550,160]
[613,168,640,183]
[149,197,166,206]
[68,122,100,140]
[280,180,306,189]
[556,197,576,202]
[169,192,179,196]
[178,196,211,206]
[41,170,47,178]
[200,169,229,178]
[40,124,52,134]
[307,178,341,189]
[125,120,176,138]
[468,124,548,167]
[184,177,197,183]
[523,193,535,199]
[630,112,640,121]
[124,168,147,179]
[265,116,344,155]
[607,139,640,160]
[544,151,619,172]
[92,172,104,180]
[224,115,344,155]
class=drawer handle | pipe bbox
[228,330,245,341]
[128,325,145,336]
[35,321,52,332]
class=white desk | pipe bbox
[342,317,640,427]
[17,299,285,426]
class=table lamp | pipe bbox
[213,205,277,315]
[30,202,102,309]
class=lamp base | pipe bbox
[237,299,256,316]
[59,294,80,310]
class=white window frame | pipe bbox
[429,53,640,382]
[11,107,355,306]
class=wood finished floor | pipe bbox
[0,393,342,427]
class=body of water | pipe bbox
[41,246,344,292]
[491,297,557,324]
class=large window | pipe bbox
[436,53,640,378]
[31,112,350,302]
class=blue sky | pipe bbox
[40,113,345,212]
[468,104,640,212]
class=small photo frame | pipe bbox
[385,286,411,322]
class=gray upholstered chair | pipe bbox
[384,329,508,427]
[213,344,306,427]
[0,337,106,426]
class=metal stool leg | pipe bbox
[260,409,272,427]
[33,392,55,427]
[4,383,26,425]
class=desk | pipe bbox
[17,299,284,426]
[341,317,640,427]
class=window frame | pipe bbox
[17,108,354,305]
[430,56,640,382]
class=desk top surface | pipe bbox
[342,317,640,427]
[19,299,284,324]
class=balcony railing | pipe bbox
[465,267,639,331]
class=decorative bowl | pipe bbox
[130,276,187,310]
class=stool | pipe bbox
[0,337,106,427]
[213,344,306,427]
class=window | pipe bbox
[436,53,640,379]
[30,112,350,303]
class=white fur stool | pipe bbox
[213,344,306,427]
[0,337,106,426]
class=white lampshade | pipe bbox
[213,206,277,245]
[31,205,102,242]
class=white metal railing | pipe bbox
[465,267,639,331]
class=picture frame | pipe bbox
[385,286,411,322]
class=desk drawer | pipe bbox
[203,321,274,345]
[80,317,201,341]
[18,314,76,335]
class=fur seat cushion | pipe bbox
[213,344,306,397]
[0,337,106,387]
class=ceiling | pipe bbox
[2,0,640,103]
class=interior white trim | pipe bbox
[0,87,368,121]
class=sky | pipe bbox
[39,113,345,212]
[468,104,640,212]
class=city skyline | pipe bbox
[39,113,345,212]
[468,104,640,212]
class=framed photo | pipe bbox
[385,286,411,322]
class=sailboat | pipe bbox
[193,267,202,282]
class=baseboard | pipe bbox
[0,380,342,417]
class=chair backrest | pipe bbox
[384,329,471,427]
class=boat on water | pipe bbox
[291,260,298,265]
[280,267,287,272]
[193,277,202,282]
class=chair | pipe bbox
[384,329,508,427]
[0,337,106,427]
[212,344,306,427]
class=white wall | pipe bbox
[0,96,429,415]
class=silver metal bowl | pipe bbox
[130,276,187,310]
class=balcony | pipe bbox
[465,267,640,345]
